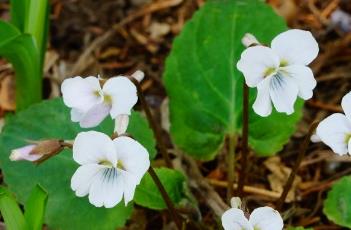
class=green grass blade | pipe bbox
[0,187,26,230]
[24,185,48,230]
[0,20,20,45]
[10,0,29,31]
[25,0,49,67]
[0,33,42,110]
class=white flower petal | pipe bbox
[102,77,138,118]
[114,114,129,135]
[113,136,150,183]
[269,74,299,115]
[253,76,273,117]
[71,108,84,122]
[271,29,319,65]
[88,168,124,208]
[131,70,144,82]
[281,65,316,100]
[71,164,105,197]
[221,208,253,230]
[61,76,103,111]
[341,91,351,122]
[237,46,280,87]
[249,207,283,230]
[121,170,138,206]
[348,139,351,155]
[79,103,111,128]
[316,113,351,155]
[73,131,117,165]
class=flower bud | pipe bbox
[241,33,260,47]
[10,140,63,163]
[131,70,144,82]
[114,114,129,136]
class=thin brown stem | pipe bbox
[128,77,172,168]
[148,167,182,229]
[227,135,237,202]
[276,121,319,210]
[238,82,249,197]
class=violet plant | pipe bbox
[1,0,351,229]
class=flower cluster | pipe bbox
[237,29,319,117]
[221,197,283,230]
[10,71,150,208]
[63,72,150,208]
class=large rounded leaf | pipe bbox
[324,176,351,228]
[0,98,156,229]
[164,0,303,160]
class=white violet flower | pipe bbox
[61,72,142,129]
[71,131,150,208]
[316,92,351,155]
[221,198,283,230]
[10,145,41,162]
[237,29,319,117]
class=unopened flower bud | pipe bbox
[241,33,260,47]
[131,70,144,82]
[114,114,129,136]
[10,140,63,163]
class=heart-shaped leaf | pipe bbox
[324,176,351,228]
[0,98,156,229]
[163,0,303,160]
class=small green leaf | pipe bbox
[24,184,48,230]
[324,176,351,228]
[134,167,186,210]
[163,0,302,160]
[0,186,26,230]
[0,98,156,229]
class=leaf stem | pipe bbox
[276,121,319,210]
[129,77,173,168]
[148,167,182,229]
[238,82,249,197]
[227,134,237,202]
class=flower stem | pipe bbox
[227,134,237,202]
[238,83,249,197]
[276,121,319,210]
[148,167,182,229]
[129,77,173,168]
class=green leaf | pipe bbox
[134,167,186,210]
[0,21,20,45]
[0,31,41,110]
[10,0,29,31]
[25,0,49,67]
[24,184,48,230]
[0,186,26,230]
[0,98,156,229]
[163,0,303,160]
[324,176,351,228]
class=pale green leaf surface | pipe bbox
[24,184,48,230]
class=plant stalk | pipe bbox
[227,135,237,202]
[148,167,182,229]
[276,121,319,210]
[129,77,173,168]
[238,83,249,197]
